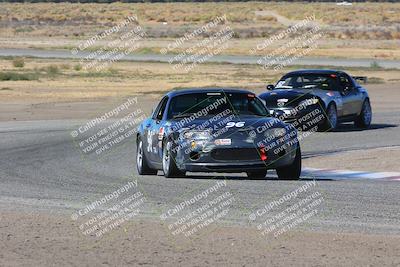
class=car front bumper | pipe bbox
[269,105,326,127]
[174,141,298,173]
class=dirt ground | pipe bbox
[0,209,398,267]
[303,146,400,173]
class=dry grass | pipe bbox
[1,2,399,40]
[0,57,399,103]
[2,2,399,27]
[0,2,399,61]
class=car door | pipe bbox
[338,74,359,116]
[146,96,169,163]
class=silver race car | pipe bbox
[260,70,372,131]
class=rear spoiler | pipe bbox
[352,76,368,83]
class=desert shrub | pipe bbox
[46,65,60,76]
[15,27,34,33]
[0,72,38,81]
[74,64,82,71]
[370,61,382,69]
[12,57,25,68]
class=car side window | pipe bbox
[152,99,164,119]
[339,74,354,92]
[152,96,168,121]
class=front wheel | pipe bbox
[162,139,186,178]
[319,103,338,132]
[276,146,301,180]
[354,99,372,128]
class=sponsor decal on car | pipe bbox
[277,98,289,107]
[326,91,335,97]
[214,139,232,146]
[158,127,165,140]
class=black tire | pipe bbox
[319,103,338,132]
[136,137,157,175]
[162,139,186,178]
[354,99,372,128]
[246,170,268,179]
[276,146,301,180]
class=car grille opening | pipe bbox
[189,151,200,161]
[211,148,261,161]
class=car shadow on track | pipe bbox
[177,174,334,181]
[330,123,397,132]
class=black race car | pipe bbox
[259,70,372,131]
[136,88,302,179]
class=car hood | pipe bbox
[169,115,288,136]
[259,88,330,108]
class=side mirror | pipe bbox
[266,84,275,91]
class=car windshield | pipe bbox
[167,92,269,119]
[275,74,338,90]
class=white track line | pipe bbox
[301,167,400,181]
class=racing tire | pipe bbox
[319,103,338,132]
[276,146,301,180]
[136,138,158,175]
[246,170,268,179]
[354,99,372,129]
[162,139,186,178]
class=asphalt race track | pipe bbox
[1,96,399,236]
[1,48,400,69]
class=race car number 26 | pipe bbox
[226,121,245,128]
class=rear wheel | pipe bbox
[162,139,186,178]
[136,138,157,175]
[354,99,372,128]
[246,170,268,179]
[276,146,301,180]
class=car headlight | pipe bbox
[264,128,287,139]
[182,130,211,140]
[298,98,319,108]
